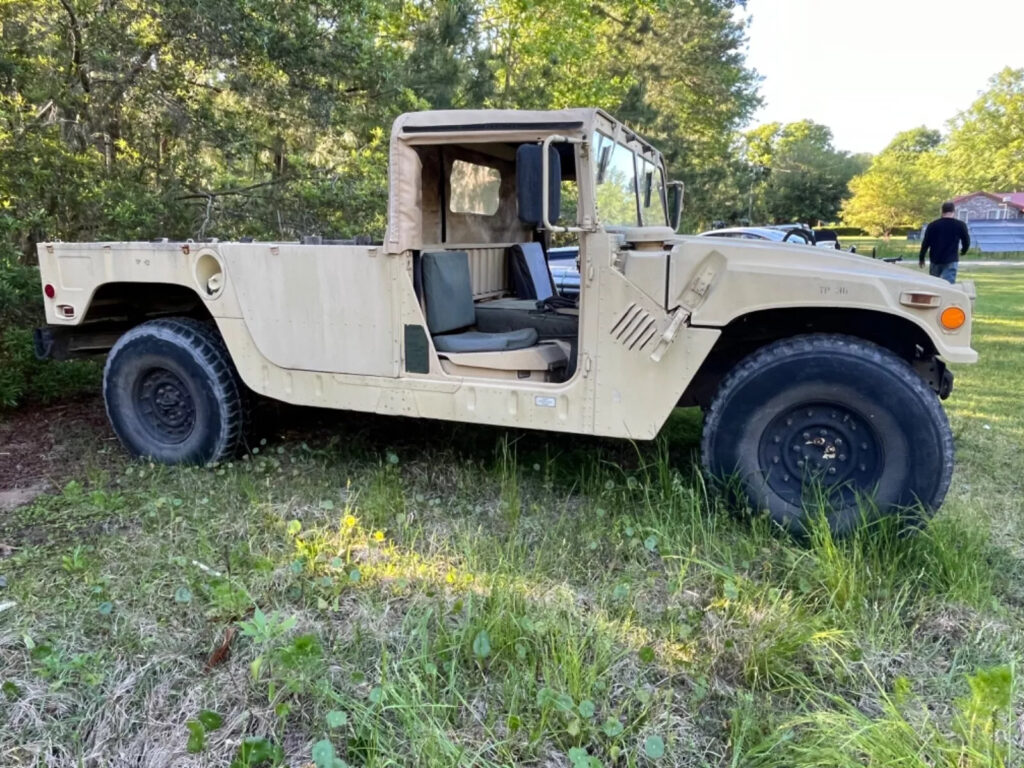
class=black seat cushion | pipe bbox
[433,327,538,354]
[475,300,578,339]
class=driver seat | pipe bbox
[420,251,569,380]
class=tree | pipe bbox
[741,121,865,225]
[840,127,945,238]
[0,0,759,260]
[942,67,1024,194]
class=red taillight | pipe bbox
[44,283,56,299]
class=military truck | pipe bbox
[34,108,977,536]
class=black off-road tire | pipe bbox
[701,334,954,537]
[103,317,246,465]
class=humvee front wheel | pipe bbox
[103,318,245,464]
[701,334,953,537]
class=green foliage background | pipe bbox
[0,252,99,407]
[0,0,760,259]
[0,0,762,407]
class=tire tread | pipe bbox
[700,333,955,523]
[103,317,246,463]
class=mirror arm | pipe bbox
[541,134,587,233]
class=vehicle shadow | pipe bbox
[249,400,704,487]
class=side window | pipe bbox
[449,160,500,215]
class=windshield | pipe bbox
[592,131,667,228]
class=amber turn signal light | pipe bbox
[940,306,966,330]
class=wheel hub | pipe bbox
[758,402,882,505]
[136,368,196,443]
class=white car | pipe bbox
[698,226,817,246]
[700,225,851,252]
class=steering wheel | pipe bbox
[782,228,816,245]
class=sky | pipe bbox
[739,0,1024,155]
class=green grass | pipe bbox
[1,269,1023,767]
[844,236,1024,262]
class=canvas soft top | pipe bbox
[384,108,660,253]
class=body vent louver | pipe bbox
[610,303,658,352]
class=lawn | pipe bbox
[1,269,1022,767]
[843,236,1024,263]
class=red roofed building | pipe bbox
[951,191,1024,221]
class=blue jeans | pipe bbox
[929,261,958,284]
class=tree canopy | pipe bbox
[739,120,866,226]
[840,127,945,238]
[942,67,1024,194]
[0,0,758,262]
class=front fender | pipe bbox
[669,238,977,364]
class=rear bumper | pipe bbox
[33,325,117,360]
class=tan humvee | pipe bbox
[35,108,977,535]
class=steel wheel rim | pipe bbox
[757,400,883,507]
[134,367,196,444]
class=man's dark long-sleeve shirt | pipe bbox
[919,217,970,265]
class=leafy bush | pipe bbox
[0,259,100,408]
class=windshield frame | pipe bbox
[591,129,668,229]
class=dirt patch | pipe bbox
[0,485,49,512]
[0,394,114,506]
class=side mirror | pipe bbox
[667,181,684,231]
[516,144,561,227]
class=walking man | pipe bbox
[919,201,970,283]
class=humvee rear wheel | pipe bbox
[103,318,245,464]
[701,334,954,537]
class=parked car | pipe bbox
[35,106,976,538]
[702,225,855,253]
[698,226,817,246]
[548,245,580,298]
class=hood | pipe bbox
[662,235,977,364]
